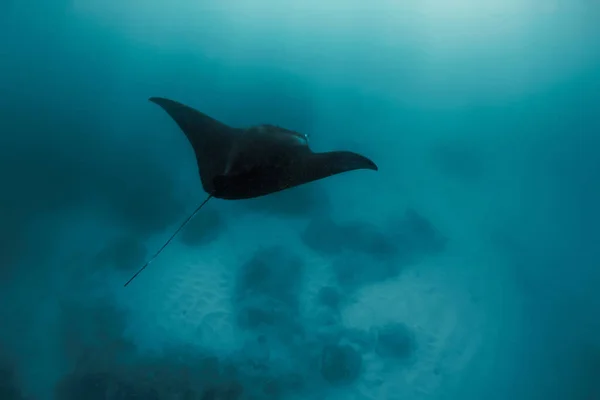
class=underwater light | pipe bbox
[400,0,561,47]
[415,0,557,19]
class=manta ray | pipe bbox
[124,97,378,287]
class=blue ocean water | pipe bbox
[1,1,599,399]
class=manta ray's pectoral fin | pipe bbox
[307,151,378,180]
[149,97,237,194]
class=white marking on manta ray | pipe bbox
[256,124,310,146]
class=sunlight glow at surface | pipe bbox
[406,0,560,45]
[415,0,558,18]
[66,0,594,107]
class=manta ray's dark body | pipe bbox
[124,97,378,286]
[148,97,377,199]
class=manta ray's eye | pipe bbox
[288,130,308,145]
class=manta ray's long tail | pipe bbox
[123,194,213,287]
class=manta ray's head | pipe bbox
[251,124,309,147]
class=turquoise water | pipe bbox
[1,1,599,399]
